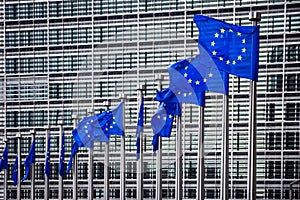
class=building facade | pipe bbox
[0,0,299,199]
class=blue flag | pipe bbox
[136,96,144,160]
[0,145,8,172]
[22,139,36,182]
[66,141,79,174]
[103,101,124,138]
[194,14,260,81]
[12,156,18,186]
[151,102,175,152]
[44,134,51,178]
[58,130,65,178]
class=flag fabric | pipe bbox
[66,141,79,174]
[0,145,8,172]
[151,102,176,152]
[136,96,144,160]
[58,130,65,178]
[194,14,260,81]
[44,134,51,178]
[12,156,18,186]
[21,139,36,182]
[72,102,124,148]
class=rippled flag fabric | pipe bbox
[0,145,8,172]
[151,102,175,152]
[194,14,259,81]
[66,141,79,174]
[44,134,51,178]
[102,101,124,138]
[22,139,36,182]
[136,96,144,161]
[12,156,18,186]
[58,130,65,178]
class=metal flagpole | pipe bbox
[119,94,127,200]
[248,11,261,200]
[44,126,50,200]
[137,85,145,200]
[221,95,229,200]
[196,106,205,200]
[175,108,183,200]
[71,115,78,200]
[30,130,36,200]
[58,121,64,200]
[87,109,94,200]
[155,74,163,200]
[17,132,21,200]
[104,100,111,200]
[3,136,7,200]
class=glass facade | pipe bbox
[0,0,299,199]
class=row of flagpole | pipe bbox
[0,12,261,200]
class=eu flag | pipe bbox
[102,101,124,138]
[58,130,65,178]
[151,102,175,152]
[136,96,144,160]
[0,145,8,172]
[194,14,260,81]
[12,156,18,186]
[66,141,79,174]
[22,139,36,182]
[44,134,51,178]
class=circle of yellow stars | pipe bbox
[211,28,247,65]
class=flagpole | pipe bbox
[87,109,94,200]
[155,74,163,200]
[3,136,7,200]
[104,100,111,200]
[58,121,63,200]
[175,108,183,200]
[71,115,78,200]
[137,85,145,200]
[44,126,50,200]
[17,132,21,200]
[221,95,229,200]
[248,12,261,200]
[196,106,205,200]
[30,130,36,200]
[119,94,127,200]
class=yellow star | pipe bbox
[113,121,116,124]
[229,29,233,32]
[208,73,213,77]
[214,33,219,38]
[242,39,246,43]
[177,91,181,95]
[110,126,113,129]
[242,48,246,53]
[219,57,223,61]
[232,60,236,65]
[226,60,230,64]
[203,78,207,82]
[212,50,217,55]
[157,115,161,119]
[238,55,242,60]
[183,93,187,97]
[163,116,166,120]
[106,128,108,131]
[185,66,188,70]
[169,115,173,118]
[188,79,192,83]
[220,28,225,33]
[195,80,200,85]
[237,32,241,36]
[184,73,188,77]
[211,41,215,46]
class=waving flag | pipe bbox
[22,139,36,182]
[58,130,65,178]
[194,14,259,81]
[66,141,79,174]
[44,134,51,178]
[136,96,144,160]
[12,156,18,186]
[0,145,8,172]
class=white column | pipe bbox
[44,126,50,200]
[88,109,94,200]
[30,130,36,200]
[17,133,21,200]
[71,115,78,200]
[103,100,111,200]
[58,121,64,200]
